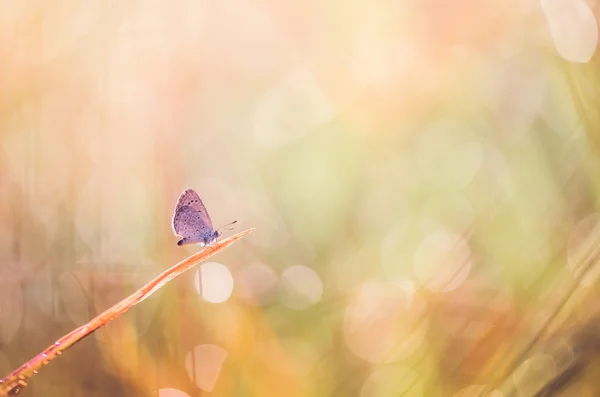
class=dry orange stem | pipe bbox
[0,228,254,396]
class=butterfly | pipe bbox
[172,188,237,246]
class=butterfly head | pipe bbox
[206,221,237,245]
[208,230,221,244]
[207,221,237,244]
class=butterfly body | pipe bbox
[172,188,235,246]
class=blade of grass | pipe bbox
[0,228,254,396]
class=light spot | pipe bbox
[381,218,416,281]
[511,354,556,396]
[453,385,503,397]
[344,281,427,363]
[541,0,598,63]
[235,263,278,305]
[413,230,471,293]
[158,388,190,397]
[185,344,228,392]
[486,57,548,141]
[361,366,423,397]
[253,68,335,148]
[194,262,234,303]
[416,121,484,188]
[567,213,600,285]
[466,146,514,217]
[279,265,323,310]
[419,192,475,234]
[451,141,485,187]
[540,67,585,139]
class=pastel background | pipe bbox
[1,1,600,396]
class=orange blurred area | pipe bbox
[1,1,600,396]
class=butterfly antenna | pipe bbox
[218,220,238,231]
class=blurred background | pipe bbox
[1,1,600,396]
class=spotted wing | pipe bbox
[173,188,214,230]
[172,205,214,245]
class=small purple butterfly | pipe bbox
[172,188,237,246]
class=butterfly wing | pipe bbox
[172,188,214,230]
[173,205,214,245]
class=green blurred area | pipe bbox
[1,1,600,396]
